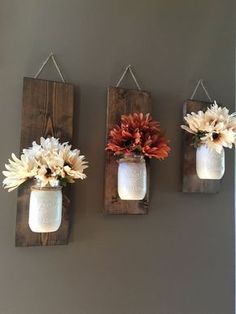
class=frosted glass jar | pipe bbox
[196,145,225,180]
[29,185,62,233]
[118,155,147,200]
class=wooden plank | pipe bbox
[182,99,221,193]
[16,77,74,246]
[104,86,152,214]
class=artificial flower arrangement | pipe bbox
[181,101,236,179]
[106,112,170,200]
[2,137,88,233]
[3,137,88,191]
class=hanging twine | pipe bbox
[116,65,141,90]
[34,52,65,82]
[190,79,213,102]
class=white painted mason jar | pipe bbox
[29,184,63,233]
[118,155,147,200]
[196,145,225,180]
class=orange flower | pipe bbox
[106,112,170,159]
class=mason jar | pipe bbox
[196,145,225,180]
[118,154,147,200]
[28,183,63,233]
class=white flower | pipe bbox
[35,165,59,187]
[181,110,206,134]
[2,137,88,191]
[60,146,88,180]
[201,129,235,153]
[3,153,38,191]
[206,101,231,123]
[23,141,41,159]
[40,137,60,151]
[181,101,236,153]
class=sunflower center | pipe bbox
[212,132,220,140]
[45,168,52,177]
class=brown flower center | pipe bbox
[45,168,52,177]
[124,139,133,147]
[212,132,220,141]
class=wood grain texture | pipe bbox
[16,77,74,246]
[182,99,221,193]
[104,86,152,214]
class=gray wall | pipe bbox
[0,1,235,314]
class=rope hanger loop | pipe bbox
[116,65,141,90]
[34,52,65,83]
[190,79,213,102]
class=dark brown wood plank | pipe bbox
[16,77,74,246]
[182,99,221,193]
[104,86,152,214]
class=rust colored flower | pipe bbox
[106,112,170,159]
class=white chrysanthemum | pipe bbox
[59,146,88,180]
[206,101,231,123]
[201,129,236,153]
[181,110,206,134]
[35,165,60,187]
[2,137,88,191]
[3,153,38,191]
[23,141,41,159]
[181,101,236,153]
[41,150,64,170]
[40,137,60,151]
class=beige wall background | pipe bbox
[0,1,235,314]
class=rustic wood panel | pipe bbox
[104,86,152,214]
[182,99,221,193]
[16,77,74,246]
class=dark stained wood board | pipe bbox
[104,86,152,214]
[182,99,221,193]
[16,77,74,246]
